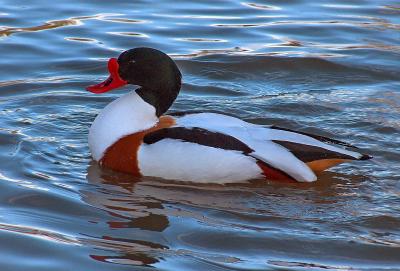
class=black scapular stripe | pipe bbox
[143,127,254,154]
[270,125,358,149]
[273,140,358,162]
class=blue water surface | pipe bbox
[0,0,399,270]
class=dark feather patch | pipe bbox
[270,125,357,149]
[143,127,254,154]
[273,140,356,162]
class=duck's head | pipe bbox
[87,47,182,116]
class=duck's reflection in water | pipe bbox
[82,163,371,268]
[83,164,170,266]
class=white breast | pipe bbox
[88,91,158,161]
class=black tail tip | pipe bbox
[359,154,372,160]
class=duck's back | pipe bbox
[136,113,368,183]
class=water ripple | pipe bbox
[0,223,80,245]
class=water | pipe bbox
[0,0,399,270]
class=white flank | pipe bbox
[138,139,263,183]
[88,91,158,161]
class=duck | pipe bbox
[86,47,371,183]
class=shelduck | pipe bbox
[86,47,371,183]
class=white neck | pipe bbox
[89,91,158,161]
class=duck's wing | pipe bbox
[258,126,371,161]
[268,126,372,160]
[174,112,369,159]
[262,126,371,173]
[269,126,358,149]
[171,113,370,182]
